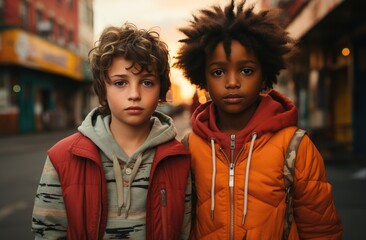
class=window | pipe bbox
[0,0,4,23]
[58,24,63,38]
[48,18,55,41]
[67,29,76,51]
[67,0,73,10]
[0,71,18,109]
[36,10,53,40]
[68,29,73,44]
[0,72,10,108]
[35,9,42,33]
[20,0,29,29]
[35,9,42,23]
[58,24,65,45]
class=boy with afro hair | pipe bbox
[175,1,342,239]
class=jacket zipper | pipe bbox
[229,134,235,240]
[161,188,168,240]
[220,134,244,240]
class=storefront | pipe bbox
[286,0,366,158]
[0,28,89,134]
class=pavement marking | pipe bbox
[0,201,28,221]
[351,168,366,180]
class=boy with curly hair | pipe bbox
[174,1,342,239]
[32,22,191,239]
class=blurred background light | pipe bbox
[342,47,350,57]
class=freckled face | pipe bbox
[205,40,265,120]
[106,57,160,129]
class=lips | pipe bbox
[126,106,143,110]
[125,106,143,114]
[223,94,243,103]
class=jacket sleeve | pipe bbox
[31,156,68,240]
[180,171,192,240]
[293,135,342,239]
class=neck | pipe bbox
[110,120,151,156]
[216,100,259,133]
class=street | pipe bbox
[0,113,365,239]
[325,162,366,239]
[0,128,75,239]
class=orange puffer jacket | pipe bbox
[189,127,342,239]
[189,91,342,240]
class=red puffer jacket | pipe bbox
[48,132,190,240]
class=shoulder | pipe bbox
[273,127,307,151]
[294,132,324,176]
[154,139,191,168]
[48,132,84,154]
[156,138,190,156]
[153,139,191,175]
[263,127,299,152]
[272,126,299,140]
[271,127,325,182]
[48,132,97,164]
[187,130,205,145]
[180,131,190,148]
[51,132,84,147]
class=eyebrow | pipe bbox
[109,73,158,79]
[207,59,258,67]
[109,73,127,78]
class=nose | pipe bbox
[128,84,141,101]
[225,72,241,89]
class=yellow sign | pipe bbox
[0,29,83,80]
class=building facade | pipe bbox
[0,0,94,134]
[258,0,366,159]
[77,0,95,125]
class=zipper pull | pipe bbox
[230,134,236,162]
[161,189,167,207]
[229,163,234,187]
[230,134,235,150]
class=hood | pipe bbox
[78,107,177,160]
[77,107,177,217]
[191,90,298,225]
[191,89,298,147]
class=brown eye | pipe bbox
[241,68,253,75]
[142,80,154,87]
[212,69,224,77]
[114,81,127,87]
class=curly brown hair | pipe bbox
[89,22,171,115]
[173,0,295,90]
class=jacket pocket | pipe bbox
[160,188,168,240]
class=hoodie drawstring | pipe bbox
[209,133,257,224]
[112,153,143,218]
[210,138,216,220]
[242,132,257,225]
[125,153,143,218]
[112,154,124,216]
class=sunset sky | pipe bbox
[93,0,256,102]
